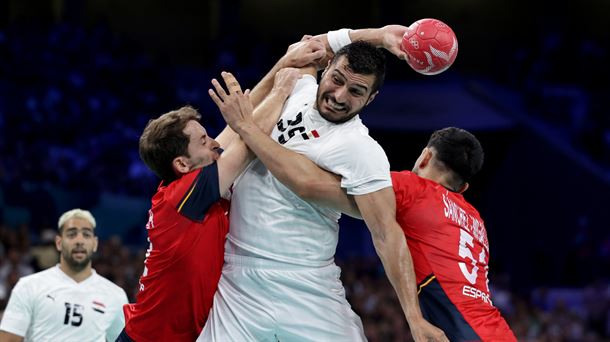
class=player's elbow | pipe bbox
[292,177,327,202]
[292,178,318,200]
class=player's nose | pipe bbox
[333,86,348,103]
[211,139,221,150]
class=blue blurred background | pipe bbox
[0,0,609,340]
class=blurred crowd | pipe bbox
[0,22,228,199]
[1,224,609,341]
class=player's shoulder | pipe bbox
[160,167,205,204]
[392,170,422,186]
[322,130,388,169]
[336,116,370,136]
[283,76,317,113]
[16,266,60,285]
[294,74,317,93]
[391,170,440,196]
[331,121,383,152]
[91,272,128,298]
[287,75,317,102]
[10,267,61,296]
[167,168,202,190]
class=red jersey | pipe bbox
[124,163,228,341]
[392,171,515,342]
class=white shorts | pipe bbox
[198,254,366,342]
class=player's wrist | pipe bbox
[326,28,352,53]
[234,119,256,135]
[404,309,425,324]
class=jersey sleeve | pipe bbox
[0,279,32,337]
[167,163,221,221]
[317,131,391,195]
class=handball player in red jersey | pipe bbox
[391,127,515,341]
[116,39,324,342]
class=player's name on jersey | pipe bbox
[442,193,488,249]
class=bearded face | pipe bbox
[56,217,98,272]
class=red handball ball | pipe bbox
[401,18,458,75]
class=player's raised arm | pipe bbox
[210,71,300,196]
[306,25,410,65]
[353,188,449,342]
[214,39,324,148]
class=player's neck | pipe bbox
[59,261,93,283]
[418,169,456,192]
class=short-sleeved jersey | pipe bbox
[123,163,229,341]
[392,171,516,341]
[228,75,392,266]
[0,265,128,342]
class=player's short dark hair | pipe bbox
[139,106,200,183]
[331,41,386,93]
[427,127,484,189]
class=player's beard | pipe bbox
[62,247,93,272]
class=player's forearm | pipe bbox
[251,88,291,135]
[355,189,425,323]
[0,330,25,342]
[314,25,407,63]
[236,122,359,216]
[249,44,315,107]
[371,223,424,323]
[218,138,255,195]
[313,28,383,50]
[348,28,385,47]
[249,63,283,110]
[217,67,294,148]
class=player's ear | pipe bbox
[365,91,379,106]
[172,156,190,175]
[55,234,62,252]
[419,147,433,168]
[93,236,99,253]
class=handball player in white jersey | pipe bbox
[200,27,446,342]
[0,209,128,342]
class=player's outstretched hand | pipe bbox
[208,71,253,132]
[281,38,326,69]
[271,67,301,98]
[409,317,449,342]
[380,24,409,61]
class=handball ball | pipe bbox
[401,18,458,75]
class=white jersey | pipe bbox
[228,75,391,266]
[0,265,128,342]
